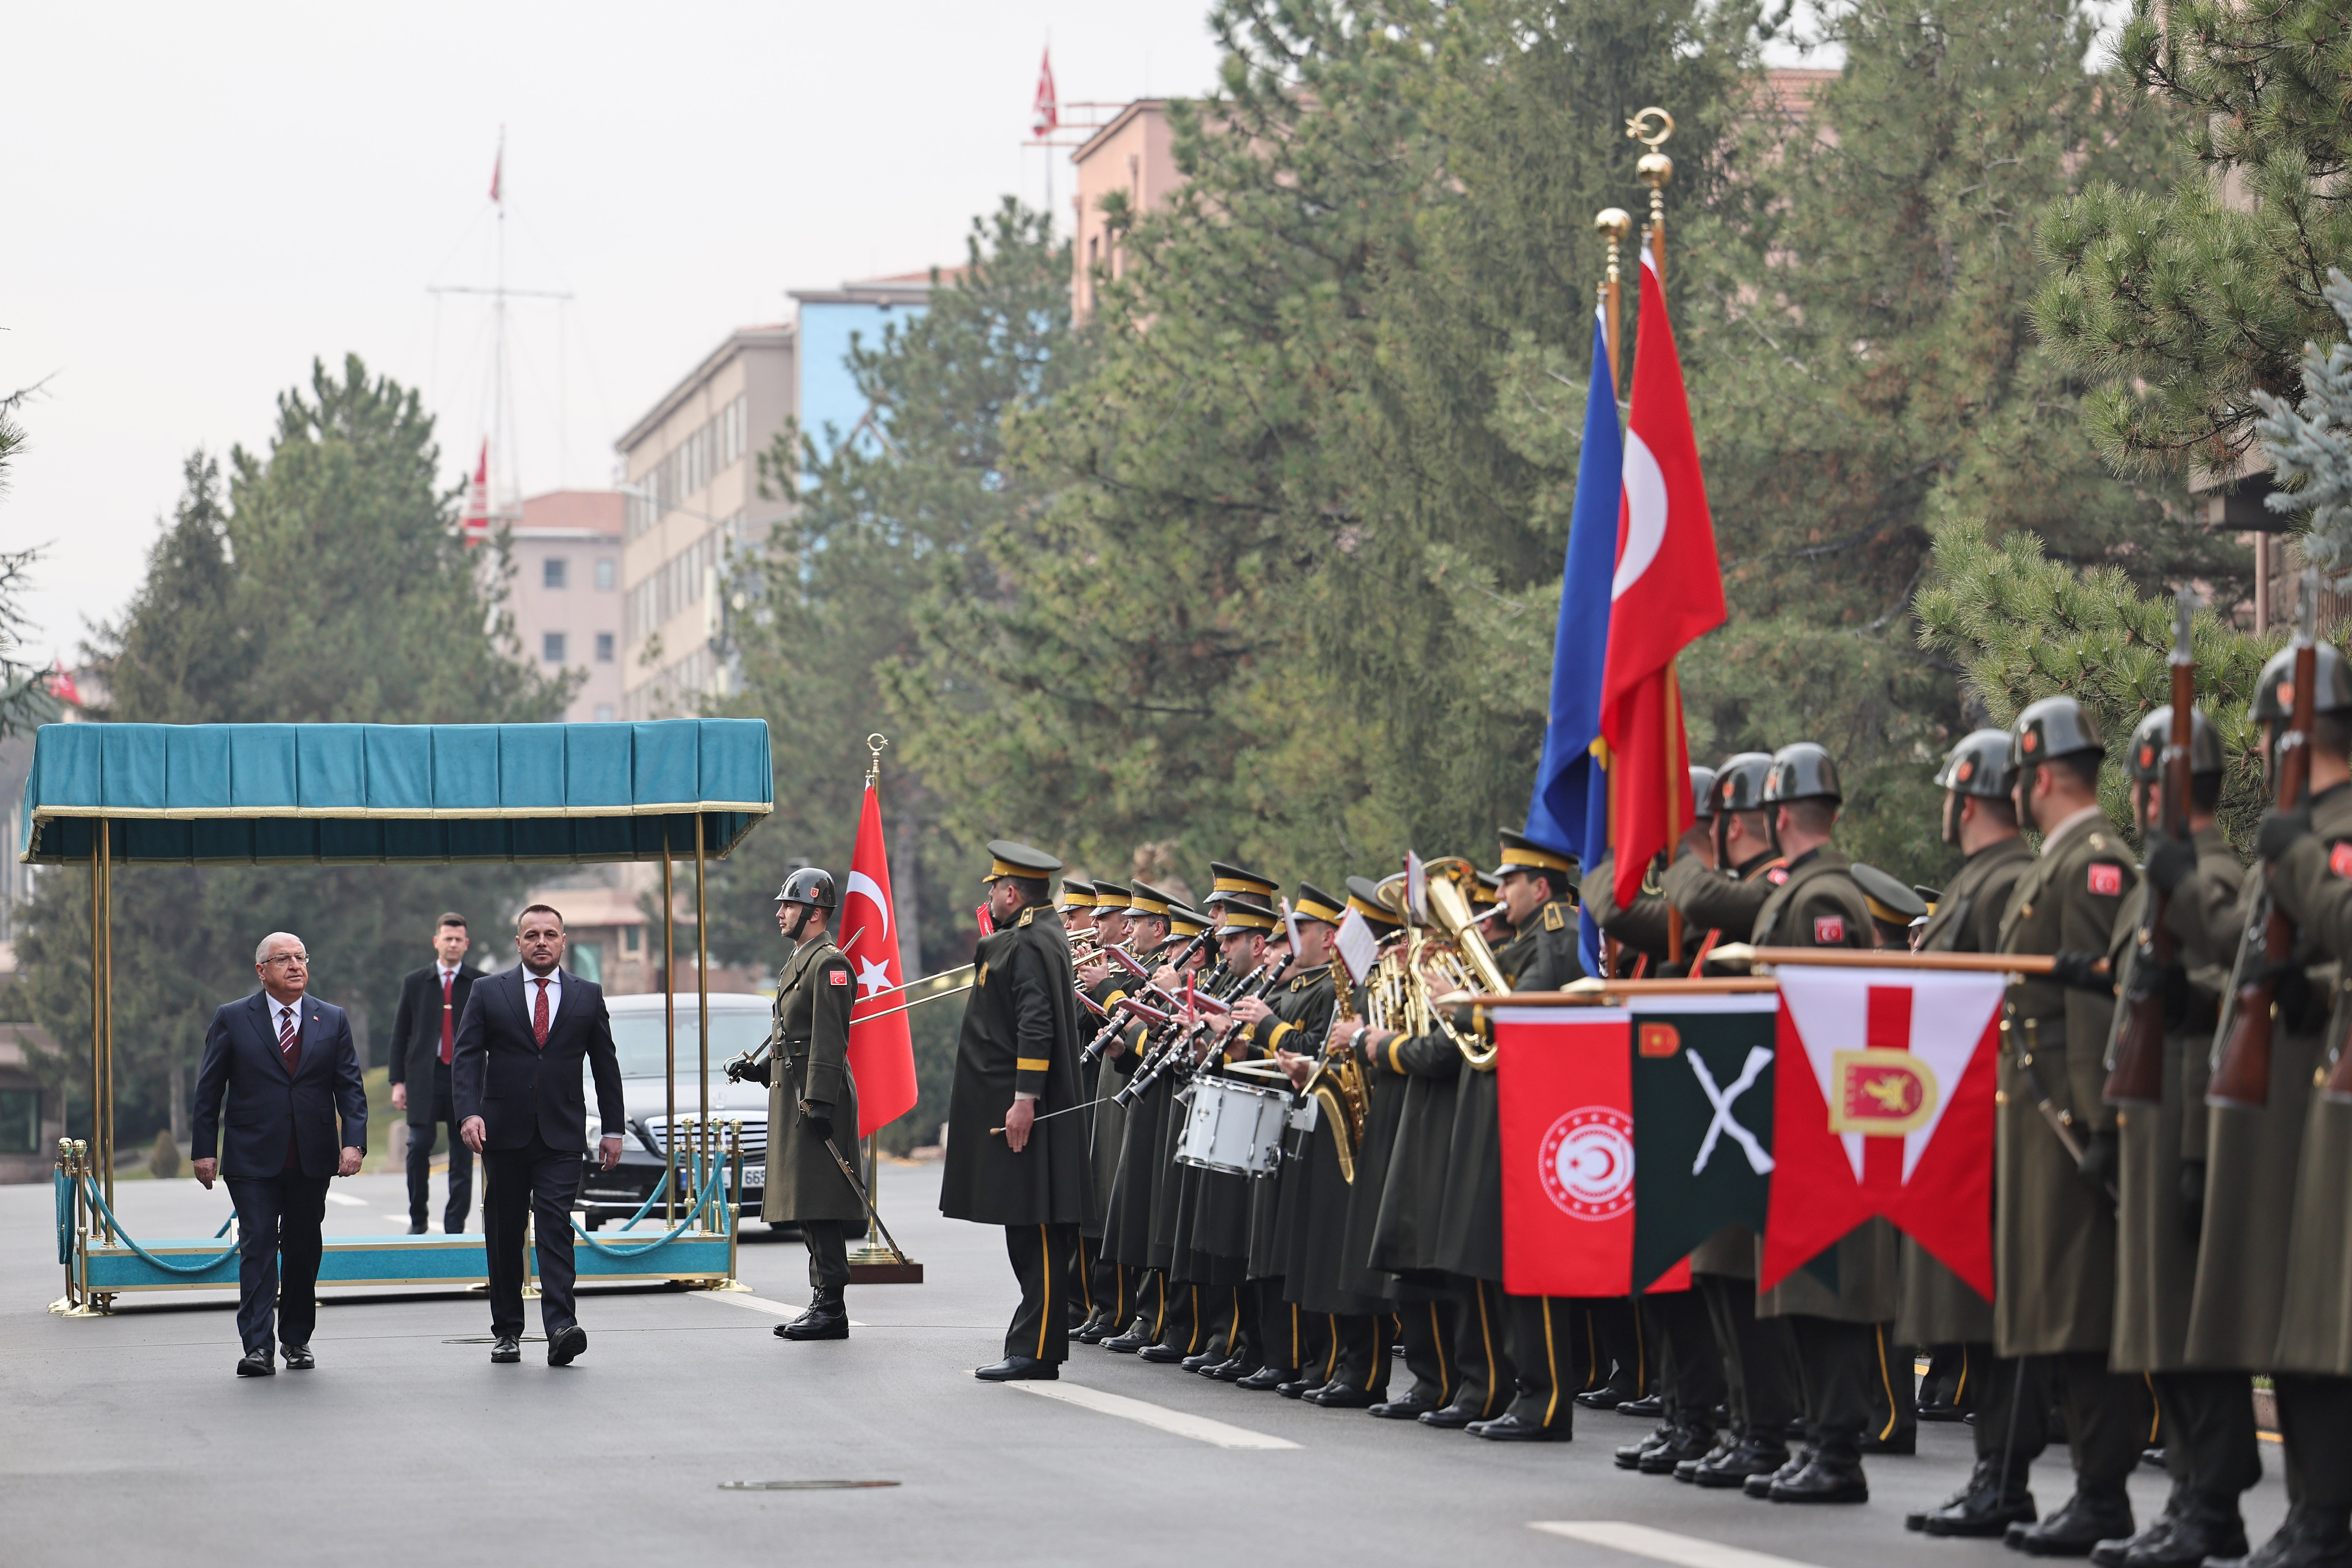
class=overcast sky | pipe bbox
[0,2,1224,664]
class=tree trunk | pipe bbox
[346,997,371,1072]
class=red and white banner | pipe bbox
[842,784,918,1136]
[1497,1009,1646,1297]
[1031,48,1059,137]
[1759,967,2003,1298]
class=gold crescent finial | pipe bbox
[1626,107,1675,149]
[865,733,889,786]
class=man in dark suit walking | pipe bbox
[191,932,367,1378]
[456,903,625,1368]
[387,911,484,1234]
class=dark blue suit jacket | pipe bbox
[192,992,368,1179]
[452,966,625,1152]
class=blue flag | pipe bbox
[1526,309,1622,973]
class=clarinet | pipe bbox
[1123,958,1276,1102]
[1115,960,1253,1106]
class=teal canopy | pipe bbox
[16,719,773,866]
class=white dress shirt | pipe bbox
[522,966,563,1028]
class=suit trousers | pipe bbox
[1788,1315,1878,1453]
[1397,1294,1458,1405]
[483,1135,585,1341]
[1321,1312,1390,1396]
[1089,1250,1127,1328]
[1154,1276,1204,1355]
[225,1172,330,1355]
[1864,1323,1919,1445]
[1650,1289,1726,1421]
[1203,1283,1249,1363]
[1700,1273,1802,1434]
[1587,1296,1644,1394]
[1970,1345,2052,1464]
[2152,1371,2261,1499]
[1253,1276,1300,1373]
[404,1065,474,1232]
[2274,1375,2352,1511]
[2041,1349,2153,1494]
[1003,1222,1079,1363]
[803,1218,848,1294]
[1449,1274,1514,1419]
[1499,1294,1575,1433]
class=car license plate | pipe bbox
[741,1163,764,1185]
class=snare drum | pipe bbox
[1173,1075,1292,1177]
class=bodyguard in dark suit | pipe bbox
[191,932,367,1378]
[387,912,483,1234]
[454,904,625,1368]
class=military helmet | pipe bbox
[2011,696,2103,767]
[1713,752,1775,814]
[1763,742,1842,805]
[2126,705,2225,783]
[774,866,838,910]
[1690,766,1719,822]
[1934,728,2019,801]
[2250,641,2352,724]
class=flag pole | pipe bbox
[1596,209,1631,392]
[1629,107,1683,965]
[849,732,918,1281]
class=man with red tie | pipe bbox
[456,904,626,1368]
[191,932,368,1378]
[388,913,484,1234]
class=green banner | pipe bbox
[1630,998,1779,1290]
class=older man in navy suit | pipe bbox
[456,903,626,1368]
[192,931,368,1378]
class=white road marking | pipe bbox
[324,1193,366,1207]
[1528,1522,1825,1568]
[1005,1379,1300,1450]
[683,1290,867,1328]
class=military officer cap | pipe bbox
[1167,903,1211,939]
[1713,751,1775,813]
[1214,892,1281,933]
[1126,880,1179,920]
[1498,827,1578,885]
[2126,705,2225,782]
[2010,695,2102,766]
[982,840,1062,883]
[1057,878,1097,911]
[1690,766,1719,821]
[775,866,838,909]
[1473,867,1504,915]
[1207,860,1281,903]
[1346,875,1405,936]
[2251,641,2352,723]
[1089,877,1131,906]
[1852,862,1927,931]
[1763,742,1843,804]
[1294,881,1347,926]
[1935,728,2020,800]
[1913,885,1942,917]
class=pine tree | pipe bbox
[2252,268,2352,577]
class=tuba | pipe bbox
[1417,856,1514,1069]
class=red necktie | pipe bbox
[439,971,456,1065]
[532,978,551,1047]
[279,1007,302,1170]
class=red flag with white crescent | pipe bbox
[461,439,490,546]
[1759,966,2003,1297]
[842,784,918,1135]
[1601,247,1725,911]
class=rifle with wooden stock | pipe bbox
[2105,587,2198,1107]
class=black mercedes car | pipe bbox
[576,991,779,1231]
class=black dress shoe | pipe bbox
[1201,1355,1254,1382]
[1075,1319,1117,1345]
[1310,1383,1376,1410]
[1676,1434,1737,1483]
[1102,1325,1154,1354]
[2091,1513,2174,1568]
[1920,1398,1967,1422]
[975,1356,1060,1381]
[281,1345,315,1371]
[778,1292,850,1341]
[1276,1376,1323,1399]
[1180,1349,1221,1371]
[1418,1402,1479,1429]
[547,1326,588,1367]
[235,1348,276,1377]
[2206,1503,2352,1568]
[2096,1493,2246,1568]
[1916,1456,2036,1537]
[490,1336,522,1364]
[1693,1433,1791,1490]
[1576,1380,1637,1411]
[1068,1310,1103,1341]
[1467,1411,1566,1441]
[1617,1394,1666,1419]
[1862,1423,1917,1455]
[406,1221,428,1235]
[1770,1448,1869,1504]
[1137,1343,1187,1364]
[1615,1421,1672,1469]
[1236,1365,1294,1391]
[1746,1447,1814,1499]
[1640,1419,1719,1475]
[2007,1489,2134,1557]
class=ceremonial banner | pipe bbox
[1496,1007,1635,1297]
[842,783,918,1135]
[1629,994,1779,1292]
[1759,966,2003,1298]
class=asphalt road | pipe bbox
[0,1160,2287,1568]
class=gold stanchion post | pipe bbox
[695,813,709,1140]
[663,840,676,1227]
[100,821,115,1236]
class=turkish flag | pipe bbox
[1759,967,2003,1298]
[461,439,490,546]
[1601,248,1725,912]
[1498,1009,1640,1296]
[842,784,918,1136]
[1031,48,1059,137]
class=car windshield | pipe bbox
[609,1008,773,1079]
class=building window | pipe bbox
[0,1089,38,1154]
[570,940,604,983]
[593,703,615,723]
[623,924,641,953]
[595,632,615,663]
[595,558,616,591]
[543,632,567,663]
[543,558,568,590]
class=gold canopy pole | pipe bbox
[695,813,710,1152]
[87,827,106,1243]
[101,822,114,1233]
[663,839,676,1227]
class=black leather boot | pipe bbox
[1769,1439,1868,1504]
[1693,1430,1792,1490]
[2098,1490,2246,1568]
[1639,1416,1719,1476]
[1676,1432,1739,1484]
[776,1287,848,1341]
[1617,1393,1666,1419]
[1746,1446,1815,1499]
[2006,1488,2134,1557]
[1916,1456,2037,1537]
[2203,1504,2352,1568]
[1615,1422,1673,1470]
[1576,1375,1638,1411]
